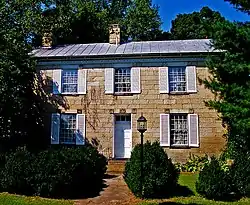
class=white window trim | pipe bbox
[160,113,199,148]
[169,114,189,146]
[168,66,187,93]
[61,69,78,94]
[188,114,199,147]
[76,114,86,145]
[59,113,77,145]
[52,113,86,145]
[160,114,170,147]
[186,66,197,93]
[114,67,132,94]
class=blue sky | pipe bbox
[152,0,250,31]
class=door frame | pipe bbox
[112,113,133,159]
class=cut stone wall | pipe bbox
[42,66,225,163]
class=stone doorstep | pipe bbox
[107,159,127,174]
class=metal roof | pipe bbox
[32,39,216,58]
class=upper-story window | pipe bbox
[52,68,87,95]
[105,67,140,94]
[114,68,131,93]
[169,67,186,92]
[62,70,78,93]
[159,66,197,94]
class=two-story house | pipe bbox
[32,25,225,162]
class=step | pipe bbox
[107,160,128,174]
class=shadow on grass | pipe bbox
[170,184,195,197]
[152,184,195,199]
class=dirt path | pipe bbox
[74,175,142,205]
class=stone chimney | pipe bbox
[109,24,120,45]
[42,33,53,48]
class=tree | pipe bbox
[0,0,58,152]
[225,0,250,14]
[125,0,162,41]
[55,0,110,44]
[35,0,162,44]
[170,6,225,40]
[202,12,250,155]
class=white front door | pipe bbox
[114,115,132,158]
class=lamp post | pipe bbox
[137,114,147,198]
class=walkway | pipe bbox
[74,175,141,205]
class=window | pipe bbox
[51,113,85,145]
[60,114,76,144]
[169,67,186,92]
[62,70,78,93]
[115,115,131,122]
[170,114,188,146]
[160,113,199,147]
[114,68,131,93]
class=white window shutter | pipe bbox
[131,67,141,93]
[105,68,114,94]
[186,66,197,93]
[51,113,60,144]
[78,69,87,94]
[76,114,85,145]
[159,67,169,93]
[52,69,62,94]
[160,114,170,146]
[188,114,199,147]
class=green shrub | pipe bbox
[175,154,210,172]
[124,141,179,198]
[231,154,250,197]
[196,156,232,200]
[0,145,107,198]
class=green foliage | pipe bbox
[0,146,107,198]
[170,6,225,40]
[0,0,56,152]
[34,0,162,44]
[202,21,250,156]
[231,154,250,197]
[225,0,250,14]
[175,154,210,172]
[124,0,162,41]
[124,141,179,198]
[196,157,233,200]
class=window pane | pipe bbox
[169,67,186,92]
[115,68,131,93]
[62,70,78,93]
[60,114,76,144]
[170,114,188,145]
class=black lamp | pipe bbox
[137,114,147,133]
[137,113,147,198]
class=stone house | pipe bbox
[33,27,225,162]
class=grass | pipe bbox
[0,193,73,205]
[137,173,250,205]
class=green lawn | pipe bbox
[138,173,250,205]
[0,193,73,205]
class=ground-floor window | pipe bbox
[160,113,199,147]
[60,114,77,144]
[51,113,85,145]
[170,114,188,146]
